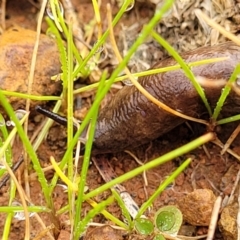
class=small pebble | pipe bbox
[177,189,216,226]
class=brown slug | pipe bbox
[92,42,240,154]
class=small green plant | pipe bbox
[135,217,154,235]
[154,206,182,236]
[133,205,183,239]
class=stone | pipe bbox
[0,26,61,109]
[218,203,238,240]
[177,189,216,226]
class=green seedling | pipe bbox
[155,206,183,235]
[135,218,154,235]
[133,205,183,239]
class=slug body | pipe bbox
[93,42,240,154]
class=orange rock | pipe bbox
[177,189,216,226]
[219,203,238,240]
[84,225,124,240]
[0,26,61,109]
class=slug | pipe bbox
[92,42,240,154]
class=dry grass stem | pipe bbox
[206,195,222,240]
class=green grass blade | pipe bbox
[75,196,115,239]
[0,113,12,177]
[112,189,133,229]
[0,90,61,100]
[212,64,240,120]
[2,180,17,239]
[73,71,107,236]
[0,91,52,207]
[151,30,212,116]
[2,212,14,239]
[50,1,87,77]
[67,21,75,227]
[217,114,240,125]
[136,158,191,218]
[0,113,15,239]
[73,57,228,94]
[84,133,213,201]
[46,17,68,86]
[0,206,50,213]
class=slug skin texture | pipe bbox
[93,42,240,154]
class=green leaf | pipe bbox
[111,189,133,228]
[155,206,182,235]
[134,218,154,235]
[153,234,166,240]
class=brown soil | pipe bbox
[0,0,240,240]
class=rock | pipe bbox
[57,230,71,240]
[177,189,216,226]
[84,225,124,240]
[218,203,238,240]
[0,26,61,109]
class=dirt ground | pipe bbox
[0,0,240,239]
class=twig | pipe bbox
[0,156,24,189]
[1,0,6,30]
[212,137,240,162]
[207,195,222,240]
[202,144,211,159]
[227,168,240,206]
[238,184,240,240]
[0,159,30,240]
[221,124,240,155]
[23,0,48,199]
